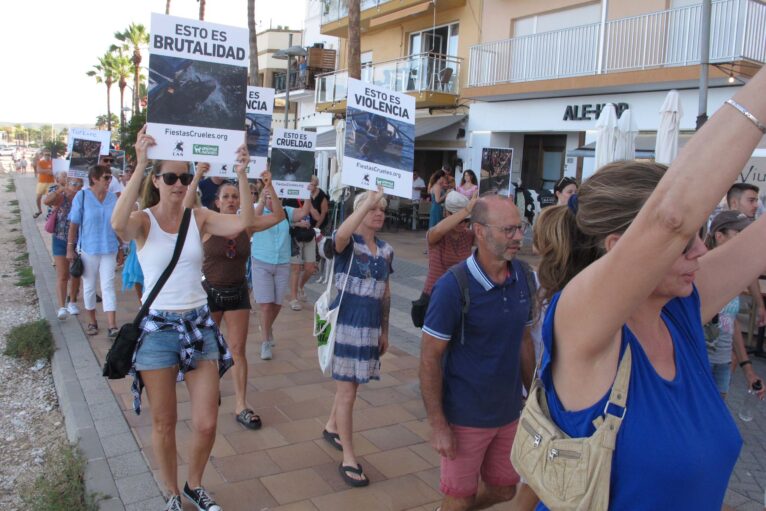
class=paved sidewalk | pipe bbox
[17,174,766,510]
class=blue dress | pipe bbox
[122,240,144,291]
[330,232,394,383]
[428,192,443,228]
[536,287,742,510]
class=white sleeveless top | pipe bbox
[137,208,207,311]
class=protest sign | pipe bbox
[146,13,248,163]
[342,78,415,199]
[270,128,316,199]
[207,86,274,179]
[479,147,514,196]
[67,128,111,155]
[67,139,101,179]
[109,149,126,172]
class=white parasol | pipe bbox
[614,108,639,160]
[594,103,619,169]
[654,90,683,165]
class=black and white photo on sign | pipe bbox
[146,12,249,163]
[68,138,102,179]
[342,78,415,199]
[67,128,111,156]
[208,86,274,179]
[270,128,316,199]
[479,147,514,196]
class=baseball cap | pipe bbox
[710,210,751,234]
[444,190,470,216]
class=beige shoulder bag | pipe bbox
[510,345,632,511]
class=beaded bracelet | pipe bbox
[725,99,766,134]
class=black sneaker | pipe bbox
[164,495,182,511]
[183,483,222,511]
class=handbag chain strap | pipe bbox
[132,208,192,326]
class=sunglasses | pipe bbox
[100,174,113,181]
[225,238,237,259]
[682,228,705,255]
[102,158,115,164]
[158,173,194,186]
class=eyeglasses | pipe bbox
[67,180,83,187]
[477,222,529,237]
[159,173,194,186]
[225,239,237,259]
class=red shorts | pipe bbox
[440,420,521,498]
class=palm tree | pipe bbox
[348,0,361,80]
[198,0,205,20]
[110,48,133,142]
[114,24,149,115]
[248,0,260,86]
[96,114,119,131]
[87,52,117,132]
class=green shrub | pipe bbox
[6,180,16,192]
[19,442,100,511]
[4,320,53,362]
[9,199,18,206]
[14,235,25,245]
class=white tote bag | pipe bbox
[314,247,354,375]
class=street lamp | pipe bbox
[273,34,307,128]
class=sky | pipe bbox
[0,0,306,127]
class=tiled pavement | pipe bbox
[17,174,766,510]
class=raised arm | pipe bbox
[554,68,766,393]
[334,186,384,253]
[112,125,150,242]
[198,145,256,238]
[249,171,285,233]
[427,193,477,246]
[183,163,207,209]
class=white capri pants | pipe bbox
[80,252,117,312]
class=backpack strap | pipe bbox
[448,264,470,345]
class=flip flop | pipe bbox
[322,429,343,451]
[236,408,262,430]
[338,463,369,487]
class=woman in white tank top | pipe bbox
[111,126,282,511]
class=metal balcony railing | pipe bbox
[321,0,393,25]
[315,53,462,105]
[468,0,766,87]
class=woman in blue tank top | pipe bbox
[530,67,766,510]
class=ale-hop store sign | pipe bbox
[563,102,629,121]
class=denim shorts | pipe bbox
[52,236,67,257]
[710,362,732,394]
[135,312,220,371]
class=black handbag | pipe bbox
[410,292,430,328]
[69,191,85,278]
[102,208,192,379]
[291,225,315,242]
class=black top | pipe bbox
[310,188,329,229]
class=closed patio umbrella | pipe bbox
[614,108,639,160]
[594,103,618,169]
[329,119,346,203]
[655,90,683,165]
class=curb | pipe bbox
[16,176,164,510]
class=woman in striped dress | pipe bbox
[322,187,392,488]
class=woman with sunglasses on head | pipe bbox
[190,170,284,431]
[45,172,83,320]
[67,165,120,337]
[111,125,262,511]
[530,68,766,510]
[553,176,577,206]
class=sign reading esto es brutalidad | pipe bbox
[563,102,629,121]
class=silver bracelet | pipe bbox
[725,99,766,134]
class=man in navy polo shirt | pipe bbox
[419,194,535,511]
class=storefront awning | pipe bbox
[314,114,466,151]
[567,133,693,159]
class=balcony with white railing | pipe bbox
[315,53,462,112]
[321,0,392,25]
[468,0,766,89]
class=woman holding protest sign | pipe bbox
[192,172,284,431]
[322,187,393,488]
[67,165,120,337]
[44,171,82,320]
[110,125,257,511]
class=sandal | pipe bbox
[236,408,262,430]
[86,323,98,336]
[107,327,119,338]
[289,299,302,311]
[338,463,369,487]
[322,429,343,451]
